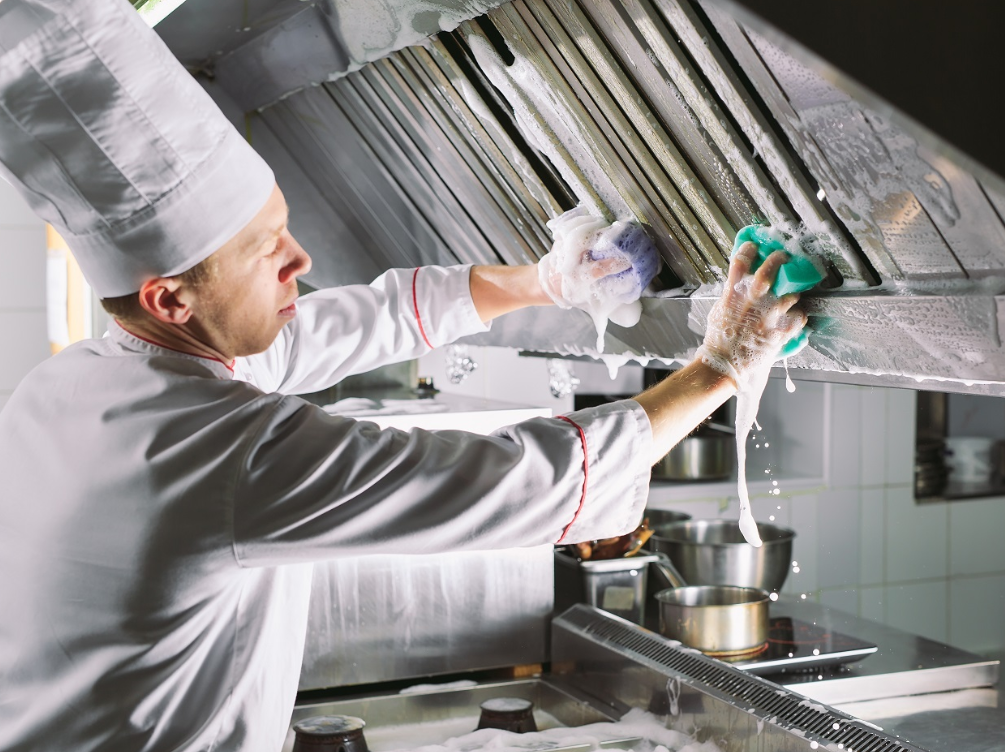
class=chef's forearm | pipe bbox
[632,360,736,465]
[469,264,552,323]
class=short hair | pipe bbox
[99,253,220,322]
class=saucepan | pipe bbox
[651,554,770,656]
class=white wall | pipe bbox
[0,179,48,412]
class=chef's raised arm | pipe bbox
[230,395,652,564]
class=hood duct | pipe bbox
[156,0,1005,394]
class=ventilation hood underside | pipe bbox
[156,0,1005,395]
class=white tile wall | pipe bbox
[859,488,886,586]
[0,181,48,399]
[885,485,948,582]
[859,388,888,487]
[827,385,861,488]
[0,227,46,308]
[885,581,949,643]
[949,498,1005,576]
[816,489,861,590]
[949,575,1005,656]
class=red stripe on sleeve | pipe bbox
[412,268,433,349]
[555,415,588,544]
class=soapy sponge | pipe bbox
[541,206,661,351]
[731,224,823,357]
[589,221,661,305]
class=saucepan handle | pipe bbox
[651,552,688,589]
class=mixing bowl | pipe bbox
[649,519,795,593]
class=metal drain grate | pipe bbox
[561,607,920,752]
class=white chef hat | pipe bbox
[0,0,275,298]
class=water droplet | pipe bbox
[800,593,807,600]
[793,566,801,573]
[812,648,820,655]
[772,480,778,486]
[769,592,779,601]
[769,515,775,521]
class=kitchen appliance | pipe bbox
[554,549,660,625]
[726,615,878,676]
[648,518,796,593]
[154,0,1005,397]
[280,605,941,752]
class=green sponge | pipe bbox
[730,225,823,358]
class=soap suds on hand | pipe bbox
[541,206,660,352]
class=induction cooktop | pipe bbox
[722,616,878,676]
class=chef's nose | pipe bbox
[279,233,312,283]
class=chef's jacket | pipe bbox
[0,265,652,752]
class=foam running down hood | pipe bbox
[153,0,1005,395]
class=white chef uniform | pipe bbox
[0,0,654,749]
[0,265,652,751]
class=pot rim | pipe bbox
[653,518,796,545]
[653,585,771,607]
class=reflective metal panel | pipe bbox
[299,546,553,690]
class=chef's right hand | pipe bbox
[695,242,807,389]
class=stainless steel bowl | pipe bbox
[649,519,795,593]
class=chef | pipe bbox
[0,1,805,750]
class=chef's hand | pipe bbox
[695,242,807,389]
[537,223,660,315]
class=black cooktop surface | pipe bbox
[721,616,877,676]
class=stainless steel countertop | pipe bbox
[765,599,1003,752]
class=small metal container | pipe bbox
[650,519,795,593]
[554,550,660,624]
[656,585,769,656]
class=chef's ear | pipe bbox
[137,277,193,324]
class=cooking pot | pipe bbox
[645,508,692,534]
[649,519,795,593]
[652,423,734,481]
[651,554,769,655]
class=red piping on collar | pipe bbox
[412,268,433,349]
[117,324,236,373]
[555,415,588,544]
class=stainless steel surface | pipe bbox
[648,519,795,593]
[299,546,553,691]
[655,584,769,654]
[554,550,659,625]
[836,689,1005,752]
[651,428,733,481]
[283,679,621,752]
[764,599,1000,707]
[152,0,1005,394]
[552,604,932,752]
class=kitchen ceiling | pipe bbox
[156,0,1005,394]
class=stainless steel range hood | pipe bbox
[154,0,1005,395]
